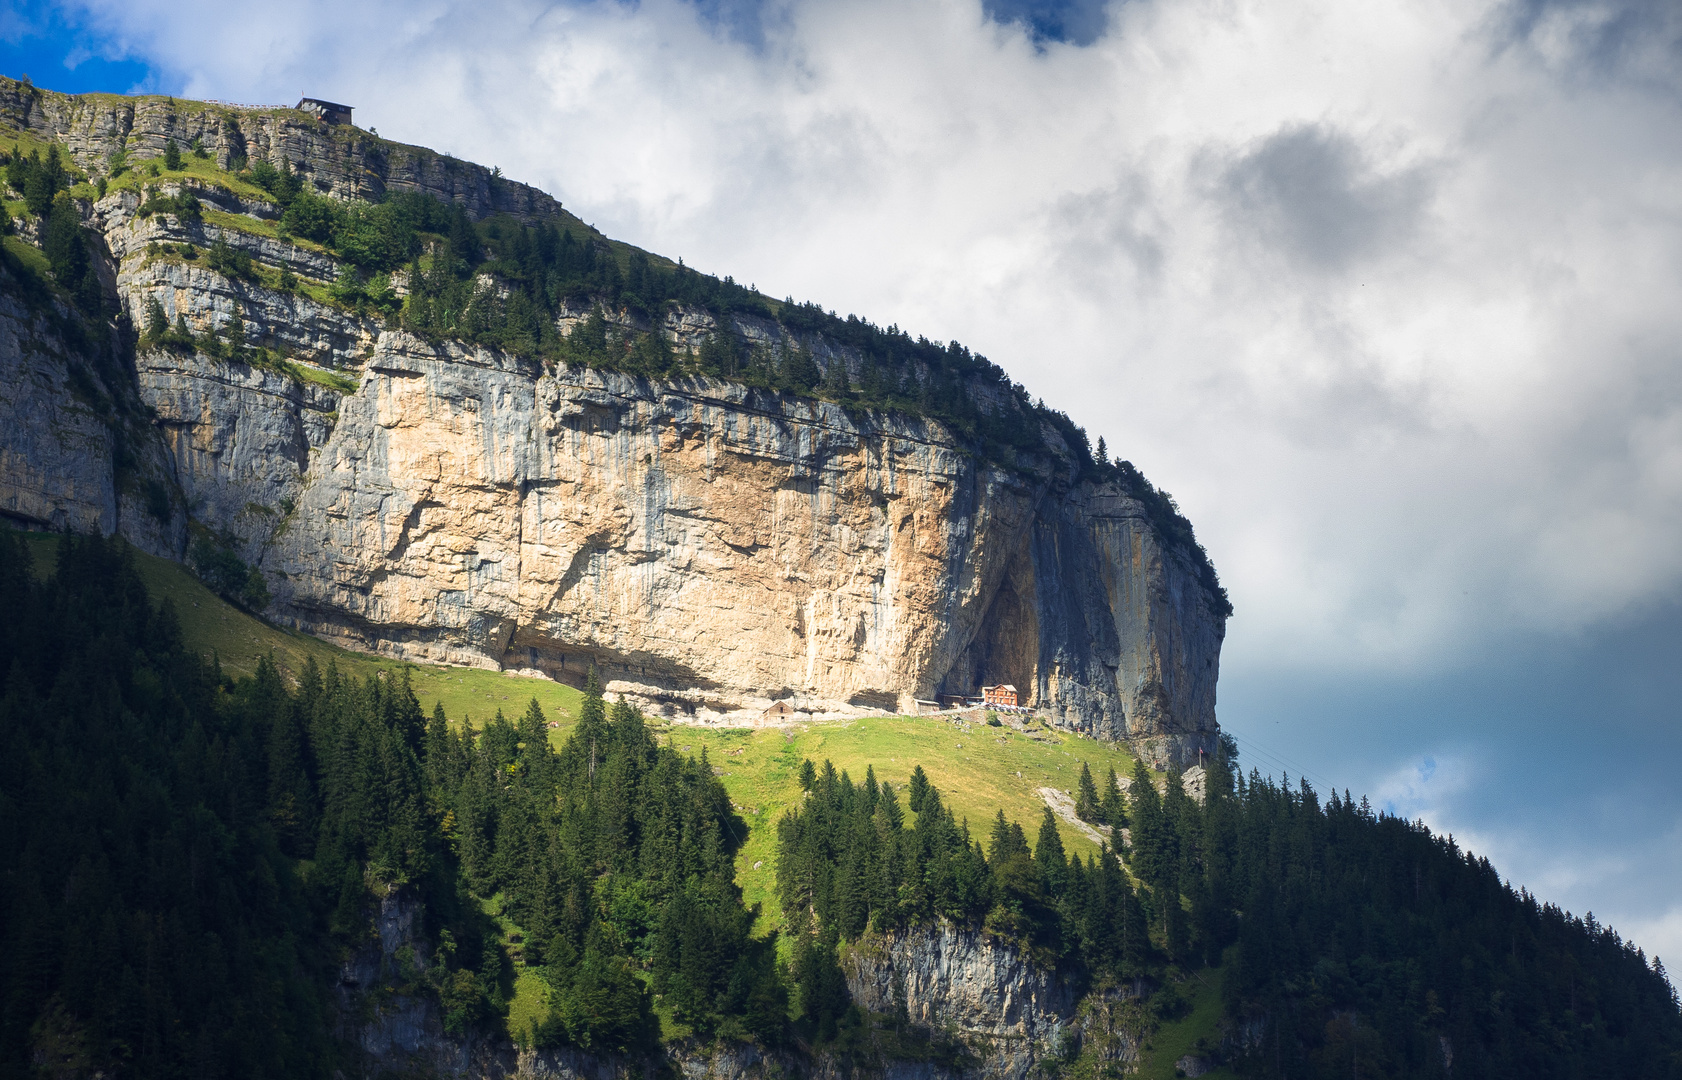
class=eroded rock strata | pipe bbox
[1,79,1224,765]
[337,894,1138,1080]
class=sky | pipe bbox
[5,0,1681,970]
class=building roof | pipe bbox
[296,97,352,113]
[983,684,1018,692]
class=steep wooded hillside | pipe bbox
[3,533,1676,1080]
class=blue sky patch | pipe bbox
[1,0,162,95]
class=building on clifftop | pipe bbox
[295,98,353,125]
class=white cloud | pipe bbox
[1373,752,1474,824]
[1622,906,1682,987]
[66,0,1682,676]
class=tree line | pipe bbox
[0,533,798,1079]
[1,531,1677,1078]
[776,752,1682,1079]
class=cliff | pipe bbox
[339,894,1132,1080]
[844,924,1148,1080]
[0,78,562,222]
[0,78,1224,765]
[0,256,184,554]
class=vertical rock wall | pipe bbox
[0,263,184,555]
[230,330,1221,762]
[2,79,1226,765]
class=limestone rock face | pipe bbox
[226,330,1223,761]
[842,923,1148,1080]
[138,348,341,564]
[0,266,184,555]
[845,923,1074,1079]
[0,289,117,536]
[2,78,1225,764]
[96,185,385,370]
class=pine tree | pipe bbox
[696,327,740,377]
[1035,805,1068,898]
[1075,761,1101,822]
[1127,758,1169,886]
[24,146,66,217]
[424,702,450,791]
[820,355,852,397]
[1164,881,1189,964]
[1100,766,1127,831]
[518,697,556,795]
[163,138,182,170]
[575,667,606,786]
[908,764,931,813]
[1162,768,1199,886]
[224,304,247,361]
[988,810,1019,862]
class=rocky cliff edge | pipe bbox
[0,80,1225,766]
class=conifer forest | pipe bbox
[1,533,1677,1079]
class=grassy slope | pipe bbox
[1132,963,1240,1080]
[665,718,1142,925]
[3,234,50,275]
[11,529,1146,902]
[11,529,582,727]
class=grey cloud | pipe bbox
[1052,172,1167,288]
[1495,0,1682,91]
[1216,124,1433,273]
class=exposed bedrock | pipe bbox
[1,78,563,222]
[3,77,1225,764]
[192,329,1225,762]
[844,922,1075,1080]
[0,266,185,556]
[339,895,1136,1080]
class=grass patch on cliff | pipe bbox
[200,207,333,257]
[274,358,358,394]
[0,125,87,185]
[640,717,1143,926]
[1131,964,1238,1080]
[101,154,276,204]
[507,969,552,1046]
[3,235,51,276]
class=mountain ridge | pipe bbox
[1,74,1224,767]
